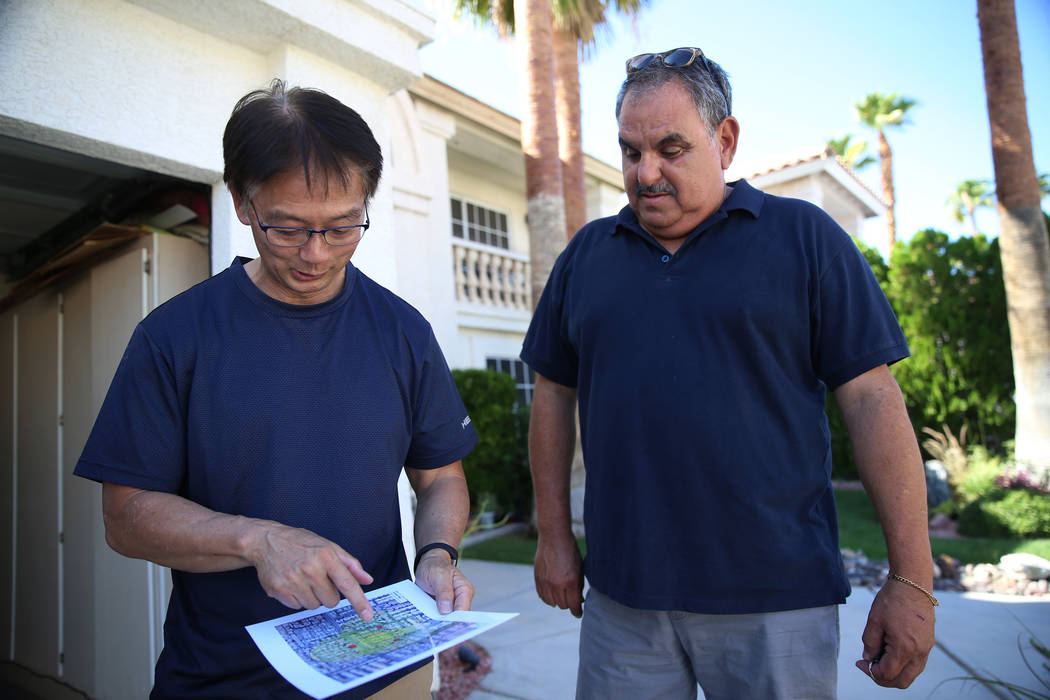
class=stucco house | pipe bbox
[0,2,883,697]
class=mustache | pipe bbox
[636,183,676,197]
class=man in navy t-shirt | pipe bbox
[522,48,936,698]
[74,80,478,699]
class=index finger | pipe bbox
[329,553,374,622]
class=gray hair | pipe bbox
[615,54,732,135]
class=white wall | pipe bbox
[0,0,435,285]
[587,178,628,223]
[387,94,460,355]
[448,157,529,256]
[0,0,439,694]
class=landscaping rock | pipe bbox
[840,550,1047,597]
[924,460,951,509]
[928,512,960,538]
[435,641,491,700]
[934,553,958,580]
[999,553,1050,581]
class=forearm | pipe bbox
[529,375,578,540]
[102,483,266,572]
[836,367,933,586]
[410,463,470,552]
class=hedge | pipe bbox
[451,369,531,517]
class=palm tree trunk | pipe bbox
[516,0,567,309]
[978,0,1050,468]
[553,28,587,238]
[877,129,896,252]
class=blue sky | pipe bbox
[420,0,1050,258]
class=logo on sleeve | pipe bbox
[461,415,472,429]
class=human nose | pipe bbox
[636,152,662,186]
[298,231,331,261]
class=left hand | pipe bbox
[414,550,474,614]
[855,578,936,688]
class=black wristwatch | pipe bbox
[413,542,459,571]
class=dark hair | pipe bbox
[615,54,732,135]
[223,79,383,204]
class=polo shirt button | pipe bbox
[661,254,670,262]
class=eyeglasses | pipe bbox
[625,47,730,115]
[250,200,369,248]
[626,47,712,74]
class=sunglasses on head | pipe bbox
[625,47,712,74]
[624,47,730,116]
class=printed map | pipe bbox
[275,590,479,684]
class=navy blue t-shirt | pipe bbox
[521,180,908,615]
[75,257,478,698]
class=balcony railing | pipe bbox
[453,240,531,311]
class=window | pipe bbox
[486,357,535,405]
[451,197,509,250]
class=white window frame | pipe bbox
[450,196,510,250]
[486,356,535,405]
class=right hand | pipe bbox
[247,522,375,620]
[534,531,584,618]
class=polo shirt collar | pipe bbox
[614,178,764,243]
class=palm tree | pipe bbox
[454,0,646,251]
[977,0,1050,469]
[825,134,875,171]
[855,92,916,252]
[552,28,586,236]
[550,1,646,236]
[947,179,994,235]
[514,0,567,308]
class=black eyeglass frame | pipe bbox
[250,200,370,248]
[625,47,730,116]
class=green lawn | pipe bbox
[462,490,1050,565]
[462,535,584,565]
[834,489,1050,564]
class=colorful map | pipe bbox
[275,590,479,684]
[247,579,516,698]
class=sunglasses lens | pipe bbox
[663,48,698,68]
[627,54,656,72]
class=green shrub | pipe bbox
[953,450,1004,506]
[958,488,1050,539]
[826,392,857,480]
[451,369,531,517]
[888,230,1013,451]
[826,232,1016,480]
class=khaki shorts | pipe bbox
[366,660,434,699]
[576,589,838,700]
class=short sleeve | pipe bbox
[520,250,579,387]
[403,330,478,469]
[74,324,187,492]
[814,238,909,389]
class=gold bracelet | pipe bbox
[888,573,939,607]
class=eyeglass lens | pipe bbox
[663,48,701,68]
[267,227,363,247]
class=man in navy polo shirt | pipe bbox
[522,48,936,698]
[75,81,478,699]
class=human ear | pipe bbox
[229,190,253,227]
[717,117,740,169]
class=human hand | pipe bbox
[414,549,474,614]
[534,532,584,618]
[855,578,936,688]
[247,522,375,620]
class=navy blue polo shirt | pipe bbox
[76,258,478,698]
[522,179,908,614]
